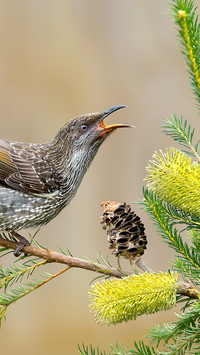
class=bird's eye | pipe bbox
[80,124,88,131]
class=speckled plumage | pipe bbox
[0,106,131,233]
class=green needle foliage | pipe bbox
[0,248,70,325]
[78,343,108,355]
[142,189,200,280]
[171,0,200,108]
[78,342,131,355]
[149,303,200,350]
[163,114,200,158]
[0,255,53,325]
[78,341,158,355]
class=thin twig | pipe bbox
[133,256,154,273]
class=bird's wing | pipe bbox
[0,139,57,194]
[0,140,16,180]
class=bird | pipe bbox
[0,105,132,256]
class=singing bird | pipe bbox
[0,105,132,255]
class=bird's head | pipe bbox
[52,105,133,179]
[56,105,133,152]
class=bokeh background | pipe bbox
[0,1,198,354]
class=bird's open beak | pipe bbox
[98,105,134,137]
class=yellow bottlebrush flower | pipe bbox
[146,148,200,216]
[89,272,178,325]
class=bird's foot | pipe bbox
[11,232,30,257]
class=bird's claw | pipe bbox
[11,232,30,257]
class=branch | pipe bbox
[0,237,129,279]
[0,237,199,300]
[177,280,199,300]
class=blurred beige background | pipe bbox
[0,1,198,354]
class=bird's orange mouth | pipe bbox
[98,119,134,137]
[95,105,134,138]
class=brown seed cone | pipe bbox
[101,201,147,261]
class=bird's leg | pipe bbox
[11,231,30,257]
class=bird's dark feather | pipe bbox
[0,139,57,194]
